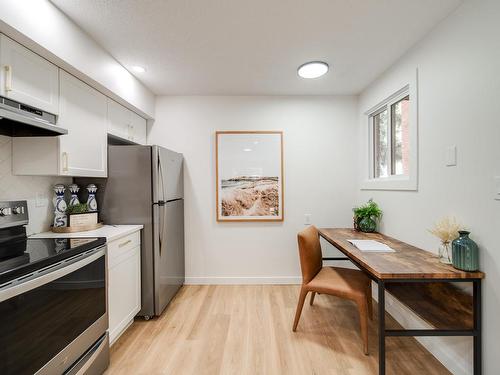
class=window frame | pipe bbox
[370,90,409,179]
[361,71,418,191]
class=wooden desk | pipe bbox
[318,228,484,375]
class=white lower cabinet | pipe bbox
[108,231,142,345]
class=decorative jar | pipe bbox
[452,231,479,271]
[86,184,98,212]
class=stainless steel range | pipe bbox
[0,200,109,375]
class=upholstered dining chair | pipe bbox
[292,225,373,355]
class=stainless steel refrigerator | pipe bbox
[101,145,184,319]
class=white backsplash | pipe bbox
[0,135,71,235]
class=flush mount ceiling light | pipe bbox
[131,65,146,73]
[297,61,329,79]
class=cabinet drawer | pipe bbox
[108,231,141,266]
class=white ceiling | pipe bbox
[51,0,462,96]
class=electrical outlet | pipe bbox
[304,214,312,225]
[35,192,48,207]
[446,145,457,166]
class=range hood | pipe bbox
[0,96,67,137]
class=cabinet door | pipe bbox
[0,34,59,114]
[130,111,147,144]
[108,245,141,345]
[59,70,107,177]
[107,99,131,141]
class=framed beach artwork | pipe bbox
[216,131,284,222]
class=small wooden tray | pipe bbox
[51,222,104,233]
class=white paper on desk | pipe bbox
[347,240,395,252]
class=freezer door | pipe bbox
[153,199,185,315]
[152,146,183,203]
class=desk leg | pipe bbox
[473,280,482,375]
[378,280,385,375]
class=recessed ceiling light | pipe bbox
[131,66,146,73]
[297,61,329,79]
[243,148,253,152]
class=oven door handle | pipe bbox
[0,246,106,303]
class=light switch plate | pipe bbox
[494,176,500,201]
[446,146,457,166]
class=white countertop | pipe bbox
[30,224,143,242]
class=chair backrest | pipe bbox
[297,225,323,284]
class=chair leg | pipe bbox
[357,300,369,355]
[309,291,316,306]
[366,282,373,320]
[292,287,308,332]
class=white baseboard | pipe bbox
[185,276,302,285]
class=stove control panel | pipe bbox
[0,200,28,229]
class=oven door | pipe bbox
[0,246,108,375]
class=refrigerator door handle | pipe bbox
[158,201,168,256]
[157,150,167,203]
[157,152,168,256]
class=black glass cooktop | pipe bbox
[0,235,106,285]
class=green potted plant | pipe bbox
[66,203,89,215]
[65,203,98,228]
[353,199,383,233]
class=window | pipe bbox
[361,72,418,191]
[371,95,410,178]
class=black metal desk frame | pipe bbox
[321,257,482,375]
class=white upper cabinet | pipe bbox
[130,111,147,144]
[107,99,130,141]
[58,70,107,177]
[107,99,147,144]
[0,34,59,114]
[13,71,108,177]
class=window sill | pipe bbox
[360,175,417,191]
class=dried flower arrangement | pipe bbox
[429,216,461,264]
[428,216,461,243]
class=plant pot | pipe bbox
[353,216,361,231]
[358,217,376,233]
[452,231,479,271]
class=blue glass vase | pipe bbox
[452,231,479,271]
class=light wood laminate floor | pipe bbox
[106,285,450,375]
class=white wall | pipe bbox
[151,96,358,283]
[0,0,155,118]
[357,0,500,374]
[0,136,71,234]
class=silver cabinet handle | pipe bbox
[4,65,12,92]
[118,239,132,248]
[62,152,69,172]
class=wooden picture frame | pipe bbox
[216,131,284,222]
